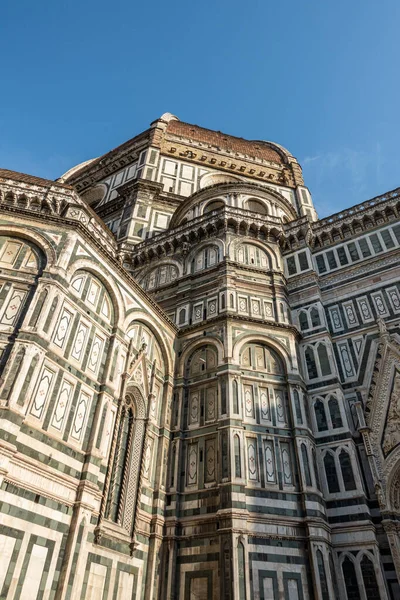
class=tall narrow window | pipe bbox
[293,389,303,424]
[238,542,246,600]
[222,431,229,479]
[305,347,318,379]
[324,452,340,493]
[287,256,297,275]
[328,397,343,429]
[234,435,241,478]
[233,379,239,414]
[314,400,328,431]
[316,550,330,600]
[106,406,134,524]
[360,555,380,600]
[339,450,356,491]
[342,557,361,600]
[170,444,176,488]
[310,307,321,327]
[301,443,312,487]
[230,294,235,308]
[317,344,332,376]
[299,311,309,331]
[178,308,186,325]
[221,378,227,415]
[312,448,321,490]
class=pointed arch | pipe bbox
[104,383,147,534]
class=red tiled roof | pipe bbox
[0,169,73,190]
[166,120,284,164]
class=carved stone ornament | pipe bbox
[364,330,400,513]
[382,371,400,456]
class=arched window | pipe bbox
[106,405,134,524]
[203,200,224,214]
[339,450,356,491]
[140,264,178,290]
[299,311,309,331]
[324,452,340,493]
[230,293,235,308]
[317,344,332,376]
[316,550,330,600]
[238,541,246,600]
[305,347,318,379]
[234,435,241,478]
[312,448,321,490]
[293,389,303,424]
[233,379,239,414]
[178,308,186,325]
[245,199,268,215]
[221,294,226,309]
[193,245,219,272]
[328,397,343,429]
[301,443,312,487]
[342,557,361,600]
[360,555,380,599]
[314,400,328,431]
[310,307,321,327]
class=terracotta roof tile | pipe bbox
[166,121,283,164]
[0,168,73,190]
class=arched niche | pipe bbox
[0,234,46,273]
[71,269,114,325]
[240,342,285,377]
[139,262,179,291]
[199,172,242,189]
[244,198,269,215]
[203,199,225,214]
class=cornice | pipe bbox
[120,207,285,269]
[65,129,153,191]
[281,188,400,252]
[161,136,296,188]
[177,312,300,339]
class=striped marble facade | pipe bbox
[0,113,399,599]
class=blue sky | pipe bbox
[1,0,399,217]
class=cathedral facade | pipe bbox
[0,113,399,600]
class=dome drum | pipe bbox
[169,182,298,229]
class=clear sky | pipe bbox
[1,0,399,217]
